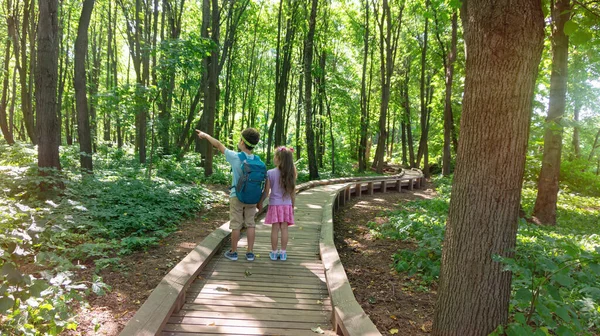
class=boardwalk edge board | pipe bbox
[119,170,423,336]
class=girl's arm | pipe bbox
[257,178,271,211]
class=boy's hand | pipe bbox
[195,129,207,139]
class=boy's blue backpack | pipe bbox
[234,152,267,204]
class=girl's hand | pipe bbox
[256,202,263,212]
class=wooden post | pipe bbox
[368,182,374,195]
[355,182,362,197]
[409,179,414,191]
[417,177,422,189]
[345,185,351,202]
[396,179,402,192]
[381,180,387,193]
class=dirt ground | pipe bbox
[67,186,230,336]
[68,182,438,336]
[333,183,438,336]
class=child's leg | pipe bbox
[271,223,280,251]
[246,226,256,252]
[280,222,289,251]
[231,229,240,252]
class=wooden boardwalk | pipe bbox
[162,185,339,335]
[121,171,424,336]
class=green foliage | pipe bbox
[371,176,599,334]
[0,143,223,334]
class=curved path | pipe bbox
[121,170,424,336]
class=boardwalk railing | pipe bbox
[120,170,424,336]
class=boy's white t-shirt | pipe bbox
[225,149,255,198]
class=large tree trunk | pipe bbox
[442,11,458,176]
[0,41,14,144]
[403,59,416,168]
[304,0,319,180]
[431,0,544,334]
[36,0,62,171]
[532,0,571,225]
[74,0,95,173]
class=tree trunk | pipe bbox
[36,0,62,171]
[0,40,14,144]
[358,0,369,172]
[431,0,544,333]
[572,101,580,159]
[442,11,458,176]
[304,0,319,180]
[417,0,429,177]
[532,0,570,225]
[403,59,416,168]
[74,0,95,173]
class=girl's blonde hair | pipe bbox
[275,147,296,197]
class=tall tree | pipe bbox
[533,0,571,225]
[358,0,370,172]
[74,0,95,173]
[372,0,404,173]
[304,0,319,180]
[36,0,61,171]
[416,0,430,177]
[0,40,14,144]
[434,8,458,176]
[431,0,544,334]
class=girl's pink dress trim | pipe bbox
[264,205,295,225]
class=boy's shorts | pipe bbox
[229,197,257,230]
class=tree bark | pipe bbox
[74,0,95,173]
[36,0,62,171]
[417,0,430,177]
[532,0,571,225]
[431,0,544,333]
[0,40,14,144]
[304,0,319,180]
[358,0,369,172]
[572,102,580,159]
[442,11,458,176]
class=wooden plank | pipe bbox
[170,310,330,323]
[189,283,327,295]
[409,178,414,191]
[355,182,362,197]
[186,290,328,300]
[198,274,326,285]
[319,186,381,336]
[368,182,374,195]
[200,266,325,277]
[162,325,330,336]
[167,316,331,330]
[185,297,332,309]
[180,304,331,316]
[192,279,327,290]
[120,222,232,336]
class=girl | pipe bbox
[257,147,296,261]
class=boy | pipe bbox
[195,128,261,261]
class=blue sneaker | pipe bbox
[269,251,278,261]
[246,251,255,261]
[224,250,238,261]
[279,251,287,261]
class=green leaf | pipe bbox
[554,306,570,323]
[553,273,575,287]
[29,279,49,297]
[506,324,532,336]
[571,31,592,46]
[556,325,575,336]
[563,20,577,35]
[0,296,14,314]
[514,312,526,324]
[515,288,531,302]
